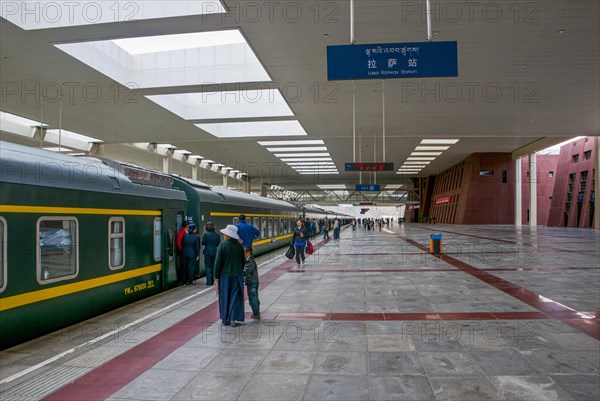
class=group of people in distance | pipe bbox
[176,214,261,327]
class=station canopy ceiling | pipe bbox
[1,0,598,192]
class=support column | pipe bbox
[192,159,201,181]
[515,158,522,226]
[595,136,600,229]
[222,170,228,188]
[162,150,173,174]
[529,152,537,227]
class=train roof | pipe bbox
[0,141,186,201]
[173,176,298,212]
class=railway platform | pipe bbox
[1,223,599,401]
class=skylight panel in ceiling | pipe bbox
[113,30,240,54]
[258,140,324,146]
[196,121,307,138]
[274,153,331,158]
[267,147,327,152]
[146,89,293,120]
[317,185,347,190]
[55,29,270,89]
[3,1,226,30]
[420,139,460,145]
[280,158,333,162]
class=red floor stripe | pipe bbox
[262,311,600,322]
[42,238,333,401]
[398,235,600,340]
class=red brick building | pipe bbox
[411,152,559,225]
[548,137,596,227]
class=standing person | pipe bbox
[214,225,245,327]
[201,222,220,286]
[176,220,189,285]
[333,218,340,239]
[236,214,260,247]
[182,225,200,285]
[243,246,260,319]
[323,217,330,239]
[293,219,309,267]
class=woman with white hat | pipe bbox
[214,224,246,326]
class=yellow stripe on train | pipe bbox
[0,205,161,216]
[210,212,295,218]
[252,233,293,246]
[0,264,162,311]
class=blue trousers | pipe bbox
[295,244,306,264]
[204,255,215,285]
[247,282,260,317]
[218,276,245,325]
[185,256,196,284]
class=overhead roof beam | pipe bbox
[512,137,571,160]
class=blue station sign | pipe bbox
[356,184,381,192]
[327,41,458,81]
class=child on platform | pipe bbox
[243,246,260,319]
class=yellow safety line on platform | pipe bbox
[0,264,161,311]
[0,205,161,216]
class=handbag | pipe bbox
[285,244,295,259]
[306,241,314,255]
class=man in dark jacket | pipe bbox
[236,214,260,247]
[182,225,200,285]
[214,225,246,326]
[201,222,220,285]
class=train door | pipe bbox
[159,210,183,289]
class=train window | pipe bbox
[261,217,267,239]
[0,217,5,292]
[253,217,260,232]
[37,217,78,284]
[109,218,125,270]
[153,218,162,262]
[233,217,239,225]
[268,218,274,238]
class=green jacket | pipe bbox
[214,238,245,279]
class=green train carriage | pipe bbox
[172,176,300,279]
[0,142,187,350]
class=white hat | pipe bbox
[220,224,239,240]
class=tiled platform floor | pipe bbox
[1,224,598,401]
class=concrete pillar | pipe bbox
[529,152,537,227]
[192,160,201,181]
[515,158,522,226]
[162,148,174,174]
[222,171,228,188]
[595,136,600,229]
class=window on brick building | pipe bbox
[584,150,591,160]
[572,154,579,163]
[549,171,554,178]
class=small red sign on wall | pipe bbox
[435,196,452,205]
